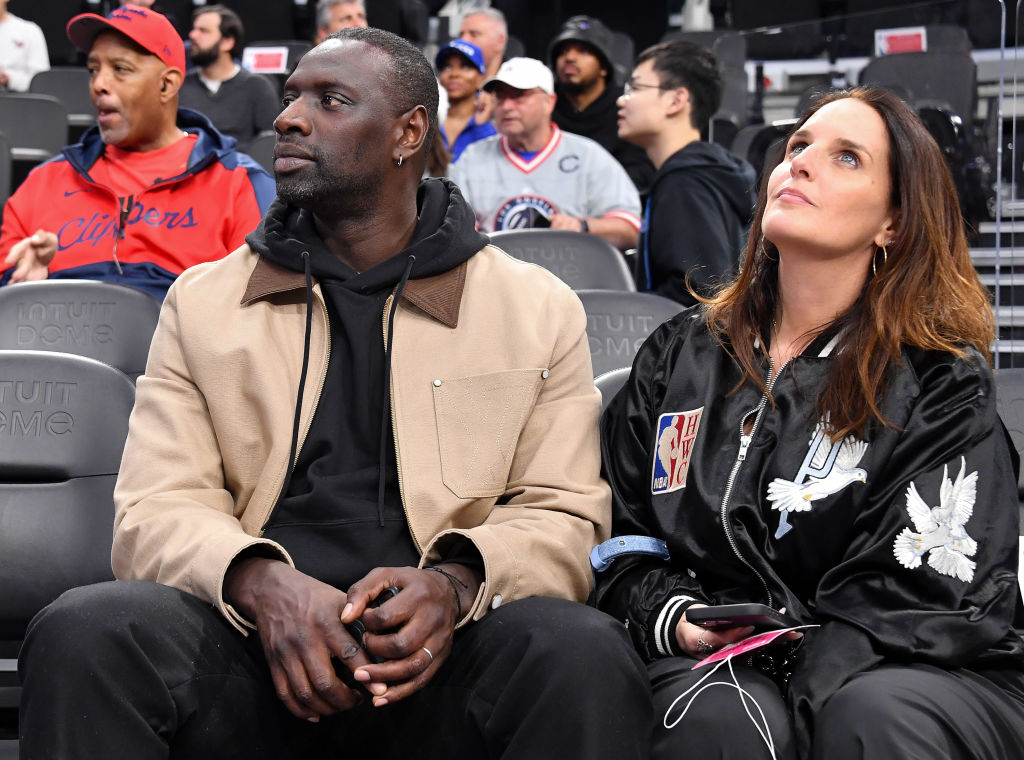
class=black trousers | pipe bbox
[649,655,1024,760]
[19,581,653,759]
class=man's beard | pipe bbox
[558,77,589,96]
[189,43,220,68]
[275,151,379,217]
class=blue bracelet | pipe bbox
[590,535,670,572]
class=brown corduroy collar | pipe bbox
[240,253,468,329]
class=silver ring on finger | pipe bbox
[696,630,715,655]
[422,645,434,665]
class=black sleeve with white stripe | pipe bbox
[649,594,701,657]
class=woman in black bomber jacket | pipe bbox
[597,86,1024,760]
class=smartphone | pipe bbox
[685,603,800,632]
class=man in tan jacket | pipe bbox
[18,26,651,759]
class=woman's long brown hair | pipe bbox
[704,86,994,441]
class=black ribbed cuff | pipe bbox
[650,595,700,658]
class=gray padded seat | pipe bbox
[994,367,1024,534]
[595,366,631,412]
[0,280,162,381]
[575,289,683,378]
[0,350,135,725]
[29,67,95,129]
[0,93,69,165]
[489,230,635,292]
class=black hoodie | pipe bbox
[245,178,486,590]
[636,140,756,306]
[553,83,656,197]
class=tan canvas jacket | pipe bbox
[113,243,610,633]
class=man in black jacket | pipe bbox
[618,39,756,305]
[549,15,654,196]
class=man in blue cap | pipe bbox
[435,39,496,164]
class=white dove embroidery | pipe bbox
[893,457,978,583]
[766,422,869,513]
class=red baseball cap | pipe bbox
[66,3,185,72]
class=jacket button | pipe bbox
[541,370,550,379]
[433,379,442,387]
[490,594,503,609]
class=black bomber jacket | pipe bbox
[597,307,1024,755]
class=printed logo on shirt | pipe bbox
[56,202,198,251]
[766,418,868,539]
[559,154,581,173]
[493,195,558,230]
[651,407,703,495]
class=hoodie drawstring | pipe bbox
[377,254,416,526]
[280,250,315,503]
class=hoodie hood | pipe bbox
[553,81,620,142]
[245,177,488,533]
[655,141,757,222]
[247,177,486,294]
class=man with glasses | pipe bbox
[451,56,640,251]
[617,40,755,304]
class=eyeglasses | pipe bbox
[622,80,671,98]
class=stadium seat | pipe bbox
[489,230,636,292]
[993,368,1024,596]
[28,67,95,132]
[0,93,69,166]
[860,51,976,127]
[0,280,162,381]
[0,131,11,216]
[595,365,631,411]
[575,289,683,377]
[730,0,824,60]
[860,51,986,227]
[504,34,526,60]
[244,130,276,175]
[730,121,793,189]
[994,368,1024,534]
[0,351,135,745]
[608,30,635,88]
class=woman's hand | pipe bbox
[675,603,755,657]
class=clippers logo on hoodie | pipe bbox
[651,407,703,494]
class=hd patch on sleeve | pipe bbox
[651,407,704,495]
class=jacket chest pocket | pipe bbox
[432,368,545,499]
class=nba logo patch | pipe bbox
[651,407,704,494]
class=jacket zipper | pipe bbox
[258,288,331,536]
[110,194,132,275]
[718,358,788,608]
[382,295,421,553]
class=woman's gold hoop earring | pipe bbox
[760,235,776,262]
[873,245,888,277]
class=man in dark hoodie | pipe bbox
[18,26,652,760]
[549,15,654,196]
[618,39,756,305]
